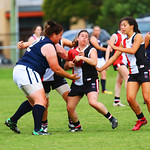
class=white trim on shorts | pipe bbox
[13,65,43,95]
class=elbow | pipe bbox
[51,65,61,74]
[92,60,97,66]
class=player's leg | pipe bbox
[101,70,112,94]
[5,66,48,135]
[113,65,128,106]
[113,71,125,106]
[141,82,150,112]
[41,81,51,132]
[67,95,82,132]
[87,92,118,129]
[127,81,147,131]
[54,80,75,128]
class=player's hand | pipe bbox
[73,55,83,62]
[78,51,84,56]
[17,41,24,49]
[96,67,102,73]
[68,61,75,68]
[70,74,80,80]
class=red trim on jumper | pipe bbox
[41,76,44,81]
[113,33,123,66]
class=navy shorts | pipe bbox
[68,78,99,97]
[128,68,150,84]
[42,74,68,93]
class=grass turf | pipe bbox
[0,66,150,150]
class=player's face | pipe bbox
[93,27,101,38]
[53,31,63,44]
[34,26,42,36]
[120,20,133,35]
[77,32,89,46]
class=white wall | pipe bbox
[17,0,43,6]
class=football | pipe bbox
[68,49,83,67]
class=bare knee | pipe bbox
[67,105,74,114]
[89,101,97,108]
[127,96,135,104]
[143,95,150,105]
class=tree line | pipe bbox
[42,0,150,33]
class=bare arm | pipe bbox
[145,32,150,49]
[55,43,69,60]
[74,48,97,66]
[107,34,143,54]
[64,61,75,70]
[17,41,32,49]
[41,44,79,80]
[62,38,73,48]
[105,34,116,62]
[90,36,107,51]
[97,51,122,72]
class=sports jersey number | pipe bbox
[26,36,45,52]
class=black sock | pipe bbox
[101,79,106,91]
[73,120,80,127]
[136,112,144,120]
[32,104,45,132]
[42,120,48,124]
[114,96,120,103]
[10,100,33,123]
[104,112,114,122]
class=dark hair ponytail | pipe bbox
[120,17,141,33]
[43,20,63,37]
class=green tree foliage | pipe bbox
[42,0,150,33]
[96,0,150,33]
[42,0,102,27]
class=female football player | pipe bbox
[105,25,128,106]
[97,17,150,131]
[64,30,118,132]
[5,20,79,135]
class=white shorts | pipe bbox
[13,65,43,95]
[97,57,106,68]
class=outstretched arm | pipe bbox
[41,44,80,80]
[107,34,143,54]
[17,41,32,49]
[97,51,122,72]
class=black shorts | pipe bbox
[128,68,150,84]
[113,63,125,71]
[68,78,99,97]
[42,74,68,93]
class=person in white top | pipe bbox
[28,25,43,43]
[105,27,129,107]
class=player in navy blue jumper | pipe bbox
[5,20,79,135]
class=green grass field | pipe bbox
[0,66,150,150]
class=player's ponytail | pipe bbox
[43,20,63,37]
